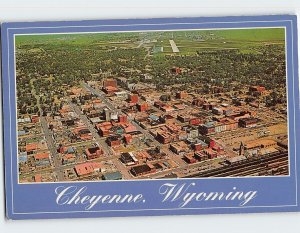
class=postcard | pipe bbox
[2,15,300,219]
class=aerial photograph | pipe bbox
[15,28,288,183]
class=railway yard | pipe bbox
[185,151,289,178]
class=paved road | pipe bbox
[111,158,133,179]
[82,82,116,111]
[67,100,114,156]
[67,98,137,180]
[82,83,190,168]
[40,117,65,181]
[28,78,64,181]
[83,82,279,179]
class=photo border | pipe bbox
[2,15,299,220]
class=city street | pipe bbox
[40,117,65,181]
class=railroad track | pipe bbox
[243,161,288,177]
[217,156,288,177]
[184,151,288,178]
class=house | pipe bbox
[120,152,138,166]
[159,114,175,123]
[73,127,92,141]
[239,118,258,128]
[184,154,197,164]
[118,115,128,123]
[189,117,202,126]
[202,102,217,110]
[146,148,166,160]
[177,114,191,123]
[124,134,133,144]
[96,121,113,137]
[171,67,181,74]
[156,131,173,144]
[161,105,174,112]
[194,152,209,161]
[34,174,42,182]
[74,162,102,176]
[58,146,75,154]
[173,103,185,110]
[203,148,218,159]
[176,91,188,99]
[137,102,149,112]
[199,119,237,134]
[165,123,181,133]
[249,86,266,95]
[85,146,103,160]
[123,123,137,133]
[135,151,152,161]
[25,143,38,154]
[18,130,27,136]
[106,135,122,147]
[130,164,154,177]
[34,152,51,167]
[86,110,102,118]
[115,91,128,98]
[212,107,223,115]
[62,154,76,165]
[128,94,139,103]
[243,139,277,151]
[187,139,208,151]
[31,115,40,123]
[218,118,238,131]
[192,98,205,107]
[186,127,199,139]
[19,152,28,163]
[34,152,50,161]
[169,141,190,155]
[102,79,118,94]
[199,122,216,135]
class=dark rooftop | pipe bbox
[88,147,100,154]
[131,164,151,176]
[102,171,122,180]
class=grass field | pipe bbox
[15,27,285,43]
[15,27,285,56]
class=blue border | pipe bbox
[1,15,300,220]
